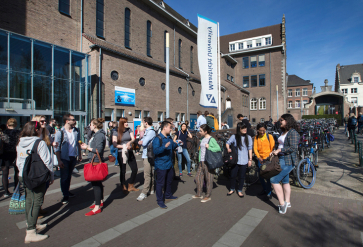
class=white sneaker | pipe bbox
[149,190,154,195]
[73,168,79,173]
[286,202,291,208]
[278,202,288,214]
[137,193,147,201]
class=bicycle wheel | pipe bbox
[244,161,259,187]
[296,159,316,189]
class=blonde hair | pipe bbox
[7,118,17,127]
[32,115,51,146]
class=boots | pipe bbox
[122,184,129,194]
[128,183,139,192]
[26,223,47,232]
[24,229,48,244]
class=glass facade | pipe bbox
[0,29,90,131]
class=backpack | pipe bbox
[358,116,363,124]
[146,130,162,165]
[350,117,357,126]
[22,139,51,190]
[223,143,238,167]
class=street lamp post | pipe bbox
[166,32,169,118]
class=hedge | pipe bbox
[302,114,342,120]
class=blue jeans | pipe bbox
[60,157,77,197]
[270,157,294,184]
[110,144,118,165]
[155,168,174,204]
[177,148,191,174]
[257,160,272,195]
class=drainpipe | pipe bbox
[99,48,102,118]
[269,51,272,118]
[80,0,83,52]
[173,25,176,67]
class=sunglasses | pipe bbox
[39,120,46,123]
[68,118,76,121]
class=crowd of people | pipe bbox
[0,112,302,243]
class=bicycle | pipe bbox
[290,145,317,189]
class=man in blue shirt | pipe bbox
[153,121,180,209]
[196,110,206,129]
[137,117,156,201]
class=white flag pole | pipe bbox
[217,22,221,129]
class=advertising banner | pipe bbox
[115,86,135,106]
[197,14,218,108]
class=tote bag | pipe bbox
[9,184,26,215]
[84,150,109,182]
[205,138,223,170]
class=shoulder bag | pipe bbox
[84,150,109,182]
[205,138,223,170]
[259,154,282,179]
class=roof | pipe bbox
[220,24,282,54]
[149,0,197,33]
[83,33,201,82]
[338,63,363,84]
[287,74,312,87]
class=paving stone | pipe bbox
[245,208,268,219]
[130,213,154,225]
[92,228,121,244]
[238,215,262,228]
[72,238,100,247]
[217,232,247,247]
[113,220,139,234]
[229,223,255,237]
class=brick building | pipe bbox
[286,74,314,120]
[220,15,287,124]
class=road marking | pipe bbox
[212,208,268,247]
[0,168,144,208]
[71,194,193,247]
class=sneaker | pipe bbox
[201,197,211,203]
[61,197,69,204]
[158,202,168,209]
[192,195,203,199]
[278,202,287,214]
[3,193,10,198]
[137,193,147,201]
[187,173,193,177]
[165,196,178,200]
[69,192,75,198]
[179,173,183,177]
[73,168,79,173]
[286,202,291,208]
[149,190,154,195]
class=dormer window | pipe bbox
[265,37,271,45]
[354,77,358,82]
[230,44,235,51]
[351,72,361,83]
[238,43,243,50]
[247,40,252,48]
[256,39,261,47]
[159,1,165,8]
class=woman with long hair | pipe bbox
[80,118,106,216]
[173,123,193,177]
[270,114,300,214]
[225,122,253,198]
[192,124,221,203]
[16,121,54,243]
[112,117,139,194]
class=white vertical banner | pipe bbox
[198,14,218,108]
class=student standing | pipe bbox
[196,111,207,129]
[173,123,193,177]
[80,118,106,216]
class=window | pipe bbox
[250,98,257,110]
[259,74,265,87]
[351,88,357,93]
[143,111,150,118]
[247,40,252,48]
[227,74,230,81]
[139,77,145,86]
[116,109,125,118]
[230,44,235,51]
[288,101,292,108]
[256,39,261,46]
[243,76,249,88]
[181,113,185,121]
[238,43,243,50]
[250,56,257,67]
[157,111,163,121]
[288,89,292,97]
[354,77,359,82]
[295,100,300,108]
[161,83,165,90]
[259,97,266,110]
[125,8,131,48]
[258,54,265,66]
[96,0,104,38]
[175,113,180,121]
[265,37,271,45]
[261,118,265,122]
[252,118,256,123]
[59,0,70,15]
[164,31,168,63]
[243,57,249,68]
[342,88,348,94]
[351,97,358,104]
[178,87,182,94]
[147,21,152,56]
[178,39,182,68]
[251,75,257,87]
[231,76,234,82]
[135,110,141,119]
[190,46,193,73]
[303,88,308,96]
[295,88,300,96]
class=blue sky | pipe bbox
[166,0,363,91]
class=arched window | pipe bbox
[226,98,231,109]
[178,39,182,68]
[147,21,152,56]
[259,97,266,110]
[96,0,104,38]
[125,8,131,48]
[190,46,193,73]
[250,98,257,110]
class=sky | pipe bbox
[165,0,363,92]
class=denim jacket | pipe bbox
[54,127,80,161]
[152,133,178,170]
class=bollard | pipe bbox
[359,141,363,167]
[354,134,358,153]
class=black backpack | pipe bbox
[350,117,357,126]
[22,139,51,190]
[147,133,162,165]
[223,143,238,167]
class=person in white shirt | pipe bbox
[196,110,207,129]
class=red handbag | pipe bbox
[84,150,109,182]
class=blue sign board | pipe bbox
[115,86,135,106]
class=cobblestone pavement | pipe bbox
[0,130,363,247]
